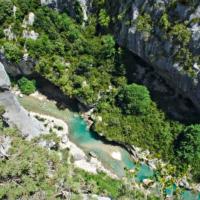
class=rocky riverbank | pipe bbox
[15,89,118,179]
[31,110,118,179]
[0,61,117,179]
[82,106,200,198]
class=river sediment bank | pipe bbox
[16,88,200,200]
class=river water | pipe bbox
[68,114,155,179]
[18,95,200,200]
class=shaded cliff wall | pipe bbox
[104,0,200,110]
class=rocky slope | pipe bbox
[0,62,45,139]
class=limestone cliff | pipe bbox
[105,0,200,111]
[40,0,89,22]
[45,0,200,111]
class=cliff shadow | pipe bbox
[15,74,80,113]
[122,49,200,124]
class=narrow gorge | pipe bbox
[0,0,199,199]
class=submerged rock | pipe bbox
[89,151,97,158]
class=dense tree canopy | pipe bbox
[176,125,200,166]
[17,77,36,95]
[175,125,200,180]
[0,0,123,105]
[0,0,13,24]
[117,83,151,115]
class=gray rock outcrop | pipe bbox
[0,136,11,158]
[0,62,11,90]
[0,91,45,139]
[0,62,45,139]
[0,53,35,77]
[40,0,90,22]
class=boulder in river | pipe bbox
[89,151,97,158]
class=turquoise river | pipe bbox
[19,95,200,200]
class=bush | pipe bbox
[98,9,110,27]
[136,13,152,33]
[17,77,36,95]
[3,42,23,63]
[170,24,191,45]
[100,35,116,58]
[176,125,200,165]
[117,83,151,115]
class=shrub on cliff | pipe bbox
[117,83,151,115]
[98,9,110,27]
[176,125,200,176]
[3,42,23,63]
[170,24,191,45]
[17,77,36,95]
[136,13,153,33]
[176,125,200,163]
[159,13,171,31]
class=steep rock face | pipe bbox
[0,91,45,139]
[0,62,45,139]
[40,0,90,21]
[0,54,35,77]
[105,0,200,110]
[0,62,11,90]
